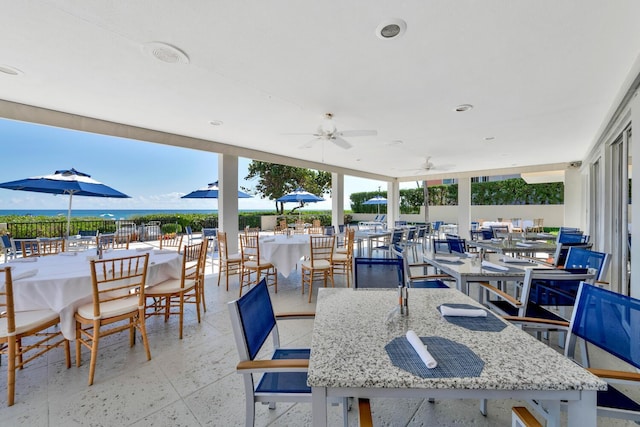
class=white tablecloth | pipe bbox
[260,235,311,278]
[8,249,182,339]
[480,221,513,232]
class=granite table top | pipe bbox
[307,288,606,393]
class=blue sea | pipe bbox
[0,209,232,219]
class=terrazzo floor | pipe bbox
[0,243,637,426]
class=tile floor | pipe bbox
[0,245,637,426]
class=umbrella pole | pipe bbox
[66,193,73,238]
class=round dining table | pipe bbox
[7,248,182,339]
[259,234,312,278]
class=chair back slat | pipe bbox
[235,279,276,360]
[309,236,334,267]
[89,254,149,318]
[568,283,640,369]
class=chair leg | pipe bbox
[179,294,185,340]
[87,320,100,386]
[200,279,207,312]
[217,264,223,287]
[7,336,16,406]
[75,322,82,368]
[138,310,152,361]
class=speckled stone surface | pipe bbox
[308,288,607,393]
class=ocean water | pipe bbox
[0,209,225,219]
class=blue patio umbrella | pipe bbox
[181,181,252,199]
[276,187,324,204]
[363,195,387,215]
[0,168,130,237]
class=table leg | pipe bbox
[567,391,597,427]
[312,386,328,427]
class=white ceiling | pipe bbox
[1,1,639,182]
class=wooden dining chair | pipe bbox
[1,266,71,406]
[97,233,129,251]
[38,238,65,255]
[332,228,354,287]
[74,253,151,385]
[159,233,184,251]
[239,234,277,297]
[216,231,243,291]
[20,239,40,258]
[301,235,335,302]
[146,241,207,339]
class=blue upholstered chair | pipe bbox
[563,246,610,282]
[0,235,17,263]
[228,279,347,427]
[392,246,450,289]
[521,283,640,423]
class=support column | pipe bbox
[457,178,471,240]
[387,181,399,229]
[219,154,240,254]
[564,167,583,229]
[331,173,344,232]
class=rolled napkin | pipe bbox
[490,238,502,243]
[481,260,509,271]
[434,256,460,262]
[59,252,78,256]
[13,269,38,281]
[9,257,38,263]
[406,330,438,369]
[439,305,487,317]
[516,242,532,247]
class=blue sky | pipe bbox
[0,118,406,211]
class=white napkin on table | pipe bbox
[439,305,487,317]
[153,249,175,255]
[59,252,78,256]
[406,330,438,369]
[261,238,275,243]
[13,269,38,281]
[516,242,532,247]
[481,260,509,271]
[136,247,153,252]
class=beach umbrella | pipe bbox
[181,181,252,199]
[276,187,324,204]
[0,168,129,237]
[363,195,387,215]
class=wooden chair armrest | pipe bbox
[502,316,569,327]
[275,312,315,320]
[358,398,374,427]
[237,359,309,372]
[587,368,640,382]
[595,280,609,286]
[478,282,522,306]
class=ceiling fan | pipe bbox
[400,156,454,174]
[294,113,377,149]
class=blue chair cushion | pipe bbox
[256,348,311,394]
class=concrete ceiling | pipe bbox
[1,1,639,182]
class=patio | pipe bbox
[0,240,636,426]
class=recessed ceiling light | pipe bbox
[0,65,23,76]
[454,104,473,112]
[209,120,224,126]
[387,140,404,146]
[376,19,407,40]
[142,42,190,64]
[484,136,495,141]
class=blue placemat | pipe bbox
[437,303,507,332]
[481,265,521,273]
[385,336,484,378]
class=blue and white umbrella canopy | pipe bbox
[363,195,387,205]
[181,181,252,199]
[0,168,130,236]
[363,195,387,215]
[276,187,324,204]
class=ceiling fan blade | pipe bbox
[300,138,321,149]
[338,130,377,138]
[332,136,352,149]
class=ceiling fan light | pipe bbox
[376,19,407,40]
